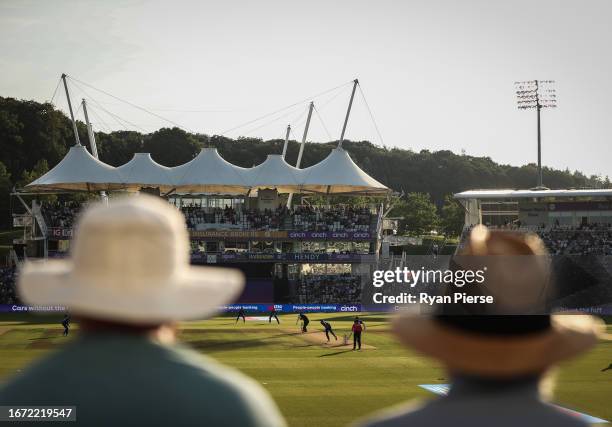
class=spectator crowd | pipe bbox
[295,273,361,304]
[460,223,612,256]
[41,200,82,229]
[42,201,375,233]
[0,267,18,304]
[291,205,372,232]
[184,205,373,232]
[539,224,612,255]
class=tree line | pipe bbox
[0,96,608,234]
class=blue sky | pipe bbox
[1,0,611,178]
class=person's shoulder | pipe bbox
[353,399,427,427]
[0,342,76,403]
[354,397,589,427]
[163,345,287,427]
[531,401,591,427]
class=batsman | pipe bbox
[296,313,309,333]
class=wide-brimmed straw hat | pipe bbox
[394,225,607,377]
[19,195,244,324]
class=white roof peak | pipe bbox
[25,145,390,195]
[26,145,124,192]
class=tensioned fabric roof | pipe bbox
[25,145,390,195]
[300,147,388,194]
[244,154,303,193]
[26,145,125,192]
[116,153,174,192]
[170,148,249,194]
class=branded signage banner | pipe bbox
[190,230,288,240]
[220,304,361,313]
[286,231,373,240]
[48,228,374,241]
[0,305,66,313]
[47,228,73,239]
[191,253,374,263]
[2,304,361,313]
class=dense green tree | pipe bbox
[18,159,49,187]
[143,127,201,166]
[97,131,144,166]
[440,194,465,237]
[0,162,12,227]
[389,192,440,235]
[1,95,610,232]
[0,97,74,180]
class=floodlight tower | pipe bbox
[515,80,557,189]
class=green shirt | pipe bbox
[0,332,286,427]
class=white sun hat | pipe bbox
[18,195,244,324]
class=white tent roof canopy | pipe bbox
[116,153,174,192]
[300,148,388,194]
[26,145,125,192]
[170,148,250,194]
[244,154,303,193]
[24,145,390,195]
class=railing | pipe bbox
[32,201,48,237]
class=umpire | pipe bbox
[352,318,364,350]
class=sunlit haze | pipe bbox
[1,0,611,177]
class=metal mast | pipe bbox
[296,102,314,169]
[515,79,557,189]
[338,79,359,148]
[81,98,108,202]
[81,99,100,159]
[281,125,291,158]
[61,73,81,146]
[287,102,315,209]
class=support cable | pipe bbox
[219,80,353,136]
[69,80,149,133]
[315,84,350,112]
[66,74,191,132]
[87,107,113,133]
[313,105,333,141]
[240,103,306,137]
[49,77,62,103]
[357,83,385,146]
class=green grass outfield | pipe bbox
[0,313,610,426]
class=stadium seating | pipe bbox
[0,267,17,304]
[539,225,612,255]
[41,202,375,233]
[41,200,82,229]
[295,274,361,304]
[459,224,612,256]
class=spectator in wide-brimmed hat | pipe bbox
[0,195,286,427]
[358,225,606,427]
